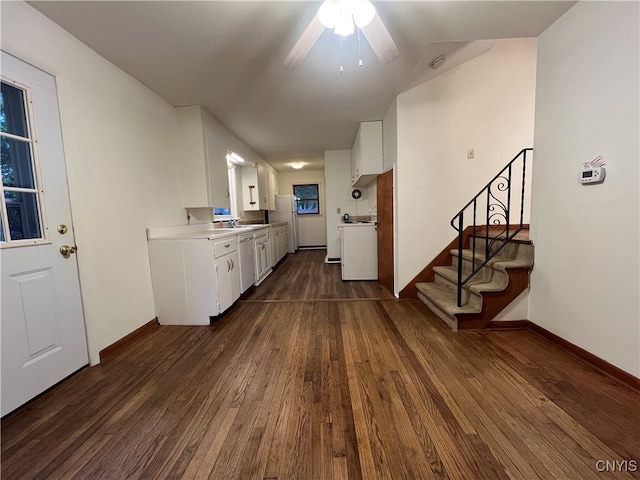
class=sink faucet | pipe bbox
[229,217,239,228]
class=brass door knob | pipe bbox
[60,245,78,257]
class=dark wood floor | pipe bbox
[2,250,639,479]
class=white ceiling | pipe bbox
[28,1,574,172]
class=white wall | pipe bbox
[324,150,352,259]
[383,100,397,173]
[530,2,639,377]
[396,38,538,294]
[278,170,327,247]
[2,2,185,364]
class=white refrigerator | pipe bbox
[269,195,299,253]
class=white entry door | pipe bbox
[1,51,88,417]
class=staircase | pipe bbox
[416,227,534,330]
[416,148,534,331]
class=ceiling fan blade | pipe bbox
[284,16,325,68]
[360,13,399,64]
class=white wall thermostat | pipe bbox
[578,166,606,184]
[579,155,607,185]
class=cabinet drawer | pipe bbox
[213,237,238,258]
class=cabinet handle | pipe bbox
[231,259,234,270]
[227,259,231,272]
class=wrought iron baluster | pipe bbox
[457,213,464,307]
[472,198,477,272]
[506,163,512,239]
[449,148,532,309]
[520,151,527,229]
[485,188,490,259]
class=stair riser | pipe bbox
[471,238,518,259]
[417,291,459,331]
[434,272,482,308]
[472,237,534,262]
[451,255,495,280]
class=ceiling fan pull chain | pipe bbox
[339,36,344,73]
[357,28,363,67]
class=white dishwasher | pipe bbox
[339,223,378,280]
[238,232,255,294]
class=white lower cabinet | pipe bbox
[271,225,289,266]
[213,236,240,313]
[254,228,272,285]
[148,234,241,325]
[238,232,255,294]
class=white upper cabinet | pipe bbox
[351,121,383,187]
[241,163,269,211]
[241,162,278,211]
[267,165,278,211]
[176,106,230,209]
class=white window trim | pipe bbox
[1,75,49,248]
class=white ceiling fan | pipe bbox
[284,0,399,68]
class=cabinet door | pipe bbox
[267,167,278,210]
[359,121,383,177]
[272,228,280,266]
[229,251,240,303]
[202,111,231,208]
[254,237,268,281]
[351,126,362,185]
[177,106,210,207]
[257,163,268,209]
[242,166,259,211]
[217,254,233,313]
[282,226,289,258]
[217,250,240,313]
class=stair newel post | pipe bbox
[457,213,464,308]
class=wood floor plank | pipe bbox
[2,249,638,479]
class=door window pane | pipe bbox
[5,191,41,240]
[0,82,29,138]
[1,136,35,188]
[1,80,44,244]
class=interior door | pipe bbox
[1,51,88,416]
[377,169,394,293]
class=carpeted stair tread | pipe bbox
[433,265,507,294]
[416,282,478,314]
[417,230,534,330]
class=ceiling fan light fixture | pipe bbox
[352,0,376,28]
[318,0,374,36]
[334,11,355,37]
[317,0,339,29]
